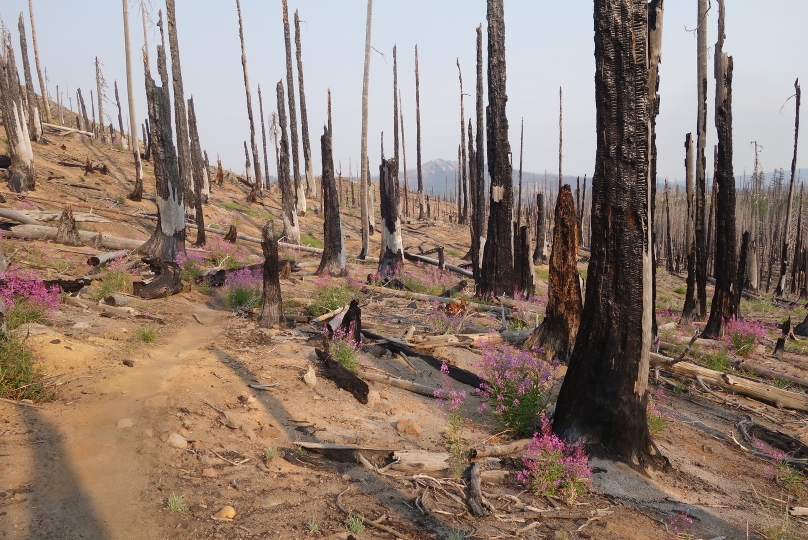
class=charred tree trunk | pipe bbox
[17,13,42,142]
[294,10,315,201]
[136,39,186,261]
[553,0,668,471]
[414,44,425,221]
[378,158,403,278]
[114,81,125,147]
[695,0,709,320]
[702,0,736,339]
[123,0,144,201]
[733,231,749,320]
[558,87,563,192]
[681,133,697,324]
[479,0,514,298]
[258,84,271,192]
[317,91,346,276]
[77,88,89,134]
[393,46,400,213]
[28,0,50,123]
[359,0,373,257]
[400,90,410,218]
[0,38,36,192]
[282,0,305,215]
[458,59,468,225]
[55,205,83,246]
[276,81,300,243]
[791,186,804,295]
[187,97,206,246]
[474,24,486,272]
[664,180,674,274]
[524,186,580,361]
[776,79,801,296]
[258,220,283,328]
[517,118,524,225]
[468,119,479,271]
[235,0,263,194]
[533,193,546,265]
[513,224,535,299]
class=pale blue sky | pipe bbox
[2,1,806,182]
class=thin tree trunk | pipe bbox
[317,90,346,276]
[140,0,150,70]
[114,80,126,148]
[695,0,709,320]
[533,193,546,265]
[558,87,562,191]
[258,220,283,328]
[517,118,524,226]
[17,13,42,142]
[358,0,373,257]
[276,81,300,243]
[282,0,306,215]
[136,37,186,261]
[77,88,88,133]
[244,141,253,185]
[378,158,403,278]
[458,59,468,225]
[664,180,674,273]
[554,0,668,471]
[393,45,400,214]
[733,231,749,319]
[400,89,409,219]
[187,97,206,246]
[0,38,36,192]
[474,24,486,274]
[235,0,263,200]
[682,133,697,324]
[791,185,804,295]
[415,44,425,221]
[776,79,802,296]
[479,0,515,298]
[294,9,315,201]
[28,0,50,123]
[702,0,737,339]
[258,84,270,190]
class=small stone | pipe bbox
[214,506,236,519]
[178,428,191,439]
[12,493,27,502]
[341,474,351,481]
[396,418,422,437]
[258,425,283,439]
[202,468,217,478]
[123,359,135,367]
[366,391,381,407]
[142,429,154,438]
[168,432,188,449]
[303,365,317,388]
[116,418,133,429]
[182,419,193,429]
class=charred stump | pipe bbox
[55,206,83,246]
[137,258,183,299]
[377,158,403,278]
[533,192,546,265]
[316,91,346,276]
[258,220,283,328]
[224,225,238,243]
[0,36,36,192]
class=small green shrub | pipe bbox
[344,514,365,535]
[310,285,354,317]
[329,330,360,373]
[301,234,324,249]
[87,270,133,301]
[703,348,730,372]
[264,445,278,461]
[306,518,320,532]
[165,493,187,512]
[224,269,262,311]
[135,324,158,343]
[0,338,52,401]
[674,286,687,295]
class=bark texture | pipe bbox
[378,158,403,278]
[17,13,42,142]
[123,0,144,201]
[533,193,546,265]
[681,133,697,324]
[258,220,283,328]
[479,0,514,298]
[524,186,580,361]
[294,10,315,200]
[282,0,305,215]
[0,37,36,192]
[55,206,82,246]
[258,84,270,193]
[276,81,300,243]
[695,0,709,319]
[359,0,373,257]
[415,44,425,221]
[187,97,206,246]
[553,0,667,470]
[316,90,346,276]
[474,24,486,274]
[775,79,801,296]
[28,0,50,123]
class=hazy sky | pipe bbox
[2,1,806,183]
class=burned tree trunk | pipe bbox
[276,81,300,243]
[474,24,486,273]
[77,88,89,133]
[695,0,709,320]
[258,84,270,193]
[123,0,144,201]
[514,224,535,299]
[55,206,83,246]
[28,0,50,123]
[317,91,346,276]
[776,79,801,296]
[681,133,698,325]
[664,180,674,274]
[378,158,403,278]
[95,58,107,143]
[553,0,668,470]
[0,37,36,192]
[294,10,315,201]
[235,0,263,194]
[415,44,425,221]
[282,0,305,215]
[136,38,186,261]
[258,220,283,328]
[17,13,42,142]
[468,119,479,274]
[533,193,546,265]
[400,90,410,218]
[733,231,749,320]
[702,0,737,339]
[478,0,514,298]
[458,59,468,225]
[187,97,206,246]
[517,118,524,225]
[358,0,373,257]
[524,186,580,361]
[393,45,401,211]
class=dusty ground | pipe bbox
[1,126,808,540]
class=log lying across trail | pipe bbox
[2,223,144,250]
[362,284,515,312]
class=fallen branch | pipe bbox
[358,371,438,397]
[731,360,808,390]
[314,348,370,404]
[64,295,136,317]
[3,223,144,250]
[88,250,129,267]
[362,284,504,313]
[0,208,45,226]
[42,122,94,137]
[403,251,472,278]
[470,439,531,459]
[336,487,409,539]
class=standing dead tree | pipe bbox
[294,9,315,201]
[258,220,283,328]
[775,79,802,296]
[479,0,514,298]
[533,193,546,265]
[558,87,563,192]
[114,81,125,147]
[0,32,36,192]
[258,84,270,190]
[681,133,697,324]
[458,58,468,225]
[473,24,486,280]
[399,89,410,218]
[136,32,186,261]
[122,0,144,200]
[235,0,262,201]
[95,57,108,143]
[524,185,580,361]
[17,13,41,142]
[27,0,50,123]
[276,81,300,243]
[317,90,346,276]
[553,0,668,471]
[702,0,736,339]
[359,0,374,258]
[282,0,305,215]
[414,44,425,221]
[695,0,709,319]
[187,97,206,246]
[378,158,403,278]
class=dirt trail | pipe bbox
[1,302,230,539]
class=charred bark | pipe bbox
[187,97,206,246]
[55,206,83,246]
[258,220,283,328]
[377,158,403,278]
[316,90,346,276]
[276,81,300,243]
[513,224,535,299]
[533,193,546,265]
[282,0,305,215]
[0,37,36,192]
[695,0,709,320]
[475,25,486,246]
[294,9,315,200]
[235,0,263,193]
[415,44,424,221]
[17,13,42,142]
[733,231,749,320]
[681,133,697,325]
[776,79,801,296]
[137,258,183,299]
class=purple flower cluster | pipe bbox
[476,342,555,436]
[517,421,591,502]
[426,303,464,335]
[724,317,767,355]
[434,363,471,459]
[0,266,61,312]
[666,512,694,539]
[226,267,263,288]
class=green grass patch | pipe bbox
[165,494,187,513]
[87,270,133,301]
[135,324,158,343]
[309,284,356,317]
[0,338,53,401]
[5,299,51,330]
[219,201,275,220]
[301,233,324,249]
[674,286,687,295]
[535,267,550,281]
[330,338,360,372]
[445,248,462,258]
[225,284,262,311]
[703,348,730,372]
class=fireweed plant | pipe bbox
[476,341,556,437]
[223,268,263,311]
[427,303,465,335]
[0,266,61,330]
[647,387,674,435]
[434,363,472,467]
[326,325,361,373]
[754,439,808,502]
[665,512,695,540]
[517,421,591,504]
[724,318,768,357]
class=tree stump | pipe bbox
[316,93,346,276]
[55,206,83,246]
[377,158,403,278]
[258,221,283,328]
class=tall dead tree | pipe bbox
[664,180,674,273]
[695,0,709,319]
[458,59,468,224]
[473,24,486,277]
[468,117,478,250]
[165,1,195,214]
[681,133,697,324]
[378,158,403,278]
[123,0,145,199]
[775,79,801,296]
[17,14,41,142]
[258,220,283,328]
[317,90,346,276]
[359,0,374,257]
[235,0,263,198]
[282,0,305,215]
[276,81,300,243]
[399,89,409,218]
[702,0,736,339]
[114,81,125,147]
[0,33,36,192]
[558,87,562,191]
[258,84,270,189]
[553,0,668,470]
[478,0,514,298]
[294,10,315,201]
[393,45,400,211]
[533,192,546,265]
[95,57,107,143]
[187,97,206,246]
[414,44,425,220]
[27,0,50,123]
[524,185,581,361]
[517,118,524,224]
[136,35,186,261]
[77,88,89,133]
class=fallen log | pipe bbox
[470,439,531,459]
[389,449,450,474]
[104,295,132,307]
[738,420,808,469]
[2,223,144,250]
[362,284,505,313]
[465,462,489,516]
[314,348,370,405]
[361,329,483,388]
[42,122,94,137]
[88,250,129,267]
[64,295,136,317]
[135,258,184,300]
[731,360,808,390]
[0,208,45,226]
[358,371,438,397]
[17,210,110,223]
[41,277,92,293]
[403,251,473,278]
[293,442,393,468]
